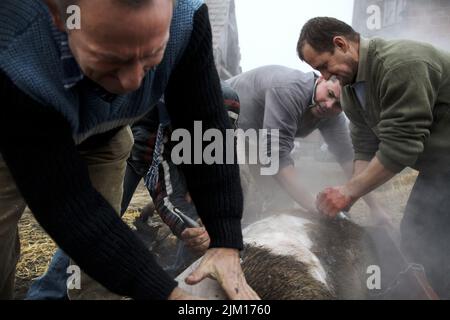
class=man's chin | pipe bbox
[99,83,131,95]
[94,77,130,95]
[105,87,130,95]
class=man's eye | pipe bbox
[328,90,335,98]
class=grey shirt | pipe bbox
[227,65,354,169]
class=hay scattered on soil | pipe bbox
[15,210,57,298]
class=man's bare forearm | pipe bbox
[340,160,381,208]
[275,165,316,212]
[353,160,370,177]
[345,157,396,200]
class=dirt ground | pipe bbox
[14,183,147,299]
[14,158,417,299]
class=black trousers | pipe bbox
[401,169,450,299]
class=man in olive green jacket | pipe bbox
[297,17,450,298]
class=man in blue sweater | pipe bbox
[0,0,258,300]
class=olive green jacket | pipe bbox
[342,37,450,173]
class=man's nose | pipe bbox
[324,100,335,110]
[117,62,145,92]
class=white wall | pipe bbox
[235,0,355,72]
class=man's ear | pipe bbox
[316,75,326,87]
[332,36,350,53]
[44,0,66,32]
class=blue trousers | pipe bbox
[25,249,69,300]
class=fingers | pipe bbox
[185,264,210,285]
[316,189,334,216]
[316,187,347,218]
[190,242,210,255]
[167,287,206,300]
[186,234,209,248]
[322,200,340,218]
[191,243,210,255]
[184,248,260,300]
[182,228,210,253]
[210,249,260,300]
[186,237,210,255]
[182,227,206,240]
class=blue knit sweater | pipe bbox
[0,1,244,300]
[0,0,202,143]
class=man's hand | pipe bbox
[181,227,210,256]
[318,158,397,220]
[316,186,354,218]
[168,287,205,300]
[185,248,260,300]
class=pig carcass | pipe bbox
[176,212,378,300]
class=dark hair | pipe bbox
[297,17,360,61]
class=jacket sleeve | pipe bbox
[0,70,177,300]
[164,4,244,250]
[376,62,438,173]
[262,87,302,170]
